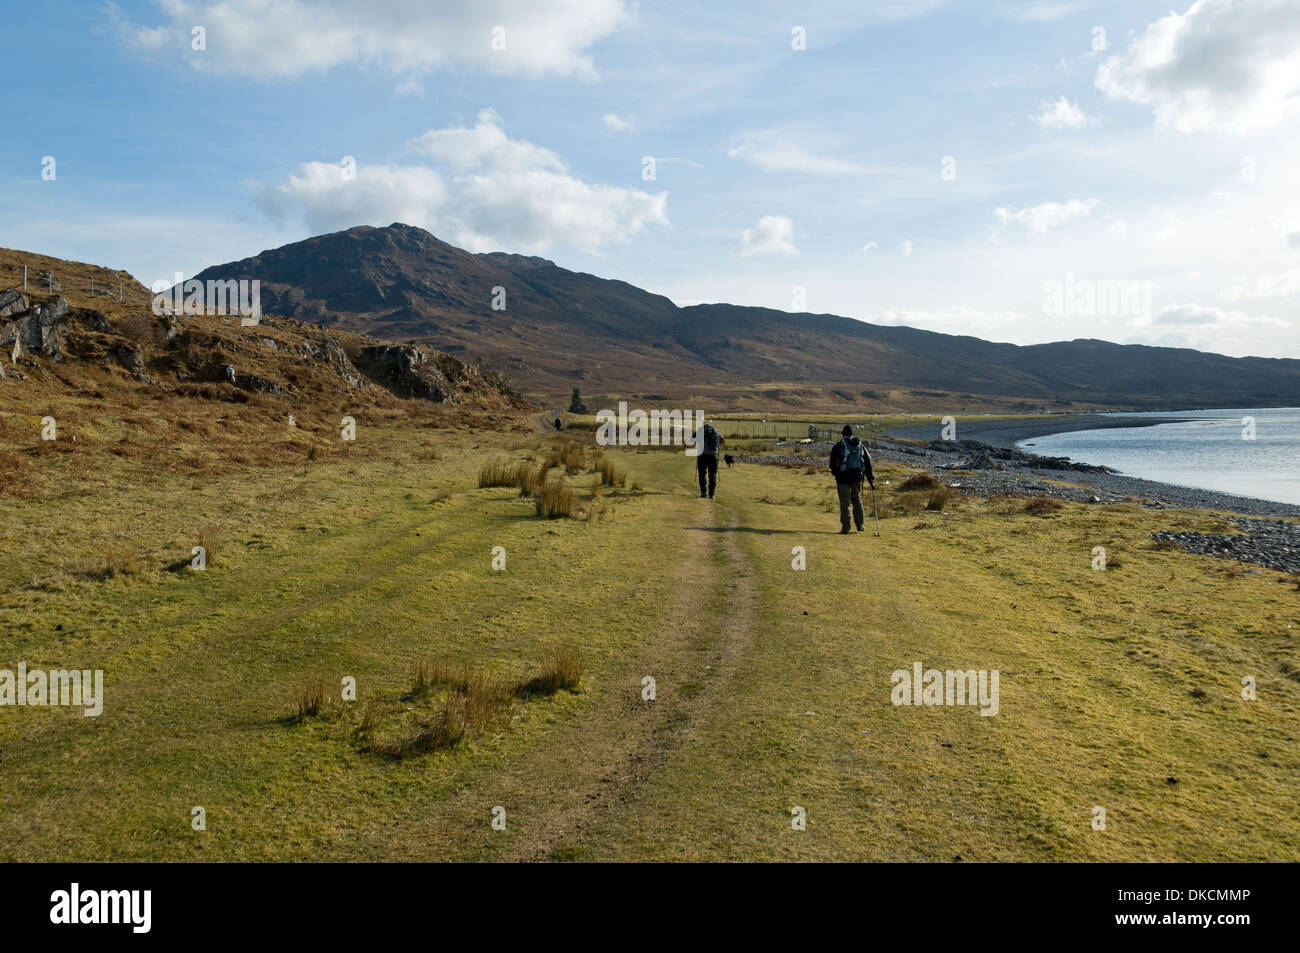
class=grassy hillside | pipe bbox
[1,405,1296,861]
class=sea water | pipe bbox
[1018,408,1300,506]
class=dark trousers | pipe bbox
[697,453,718,497]
[837,480,865,530]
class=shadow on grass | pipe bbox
[687,525,842,535]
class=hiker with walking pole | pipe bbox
[829,424,874,535]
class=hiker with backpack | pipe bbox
[696,420,722,499]
[830,424,874,534]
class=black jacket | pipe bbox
[830,436,873,485]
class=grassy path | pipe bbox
[1,430,1296,861]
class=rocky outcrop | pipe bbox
[0,271,518,410]
[0,296,70,361]
[111,342,144,373]
[355,343,459,401]
[0,290,30,319]
[221,363,285,395]
[297,334,365,390]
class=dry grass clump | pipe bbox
[898,472,940,491]
[69,545,147,581]
[478,459,520,488]
[925,487,954,511]
[545,440,587,474]
[519,648,585,698]
[517,462,548,497]
[1023,496,1063,516]
[355,653,583,757]
[591,454,626,487]
[536,477,578,518]
[294,673,328,723]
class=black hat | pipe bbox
[842,424,853,436]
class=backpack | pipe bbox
[701,425,720,455]
[840,437,863,473]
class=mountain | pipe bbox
[188,223,1300,410]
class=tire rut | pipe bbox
[490,492,762,861]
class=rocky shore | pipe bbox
[739,417,1300,575]
[883,414,1203,449]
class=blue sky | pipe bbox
[3,0,1300,358]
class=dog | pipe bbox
[724,453,735,468]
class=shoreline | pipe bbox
[742,418,1300,571]
[884,414,1203,450]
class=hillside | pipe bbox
[186,223,1300,411]
[0,246,526,497]
[0,246,523,409]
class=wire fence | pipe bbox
[5,264,126,302]
[714,419,881,445]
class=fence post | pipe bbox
[22,265,26,290]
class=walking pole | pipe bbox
[870,483,881,536]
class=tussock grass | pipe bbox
[362,654,582,757]
[536,477,578,518]
[70,545,147,581]
[478,459,520,488]
[545,440,587,474]
[1023,496,1063,516]
[294,673,327,723]
[591,454,626,487]
[519,648,584,698]
[925,487,954,511]
[897,472,940,491]
[517,463,547,498]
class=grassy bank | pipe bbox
[1,415,1296,861]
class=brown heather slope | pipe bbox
[0,246,528,497]
[185,223,1300,411]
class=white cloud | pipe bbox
[1095,0,1300,132]
[409,109,562,173]
[1133,302,1289,352]
[1030,95,1093,129]
[602,112,632,132]
[862,241,878,253]
[117,0,632,79]
[1220,268,1300,302]
[394,78,425,98]
[728,127,871,175]
[737,215,798,256]
[874,306,1029,338]
[1153,303,1286,328]
[990,198,1098,239]
[899,239,913,256]
[254,110,668,254]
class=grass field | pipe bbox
[562,411,1052,445]
[1,412,1297,861]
